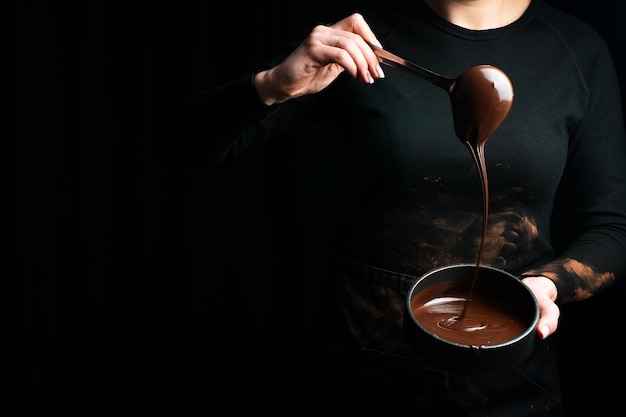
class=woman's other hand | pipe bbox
[522,276,560,339]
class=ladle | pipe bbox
[368,43,514,147]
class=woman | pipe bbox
[179,0,626,415]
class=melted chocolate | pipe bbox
[372,44,519,347]
[411,280,528,346]
[413,66,516,346]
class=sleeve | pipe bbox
[521,38,626,304]
[165,74,280,168]
[158,41,314,169]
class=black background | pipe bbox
[9,1,626,416]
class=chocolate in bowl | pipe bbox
[404,264,539,375]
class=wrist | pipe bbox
[252,70,284,106]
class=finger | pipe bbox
[326,34,377,83]
[339,14,385,78]
[533,290,560,339]
[536,301,560,339]
[520,276,560,339]
[332,13,382,48]
[311,23,384,82]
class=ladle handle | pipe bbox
[368,43,454,92]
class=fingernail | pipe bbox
[377,64,385,78]
[366,70,374,84]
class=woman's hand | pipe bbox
[253,13,385,105]
[521,276,560,339]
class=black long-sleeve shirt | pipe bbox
[182,0,626,305]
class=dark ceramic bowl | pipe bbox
[405,264,539,375]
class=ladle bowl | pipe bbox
[369,43,514,146]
